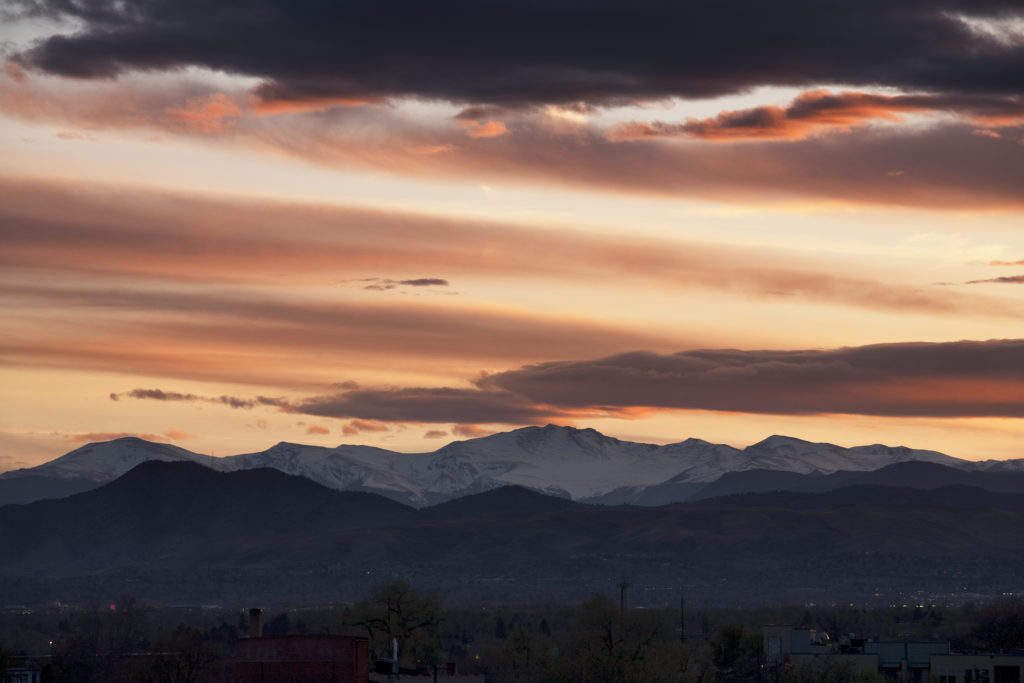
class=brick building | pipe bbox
[235,634,370,683]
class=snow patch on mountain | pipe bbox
[962,458,1024,473]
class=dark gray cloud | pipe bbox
[10,1,1024,107]
[399,278,448,287]
[115,339,1024,422]
[477,340,1024,418]
[294,386,562,424]
[123,388,199,402]
[965,275,1024,284]
[114,383,560,424]
[113,388,289,409]
[118,383,564,424]
[454,106,510,121]
[360,277,449,290]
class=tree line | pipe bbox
[2,585,1024,682]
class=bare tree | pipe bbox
[350,580,442,671]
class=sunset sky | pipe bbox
[2,0,1024,470]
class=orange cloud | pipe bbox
[970,113,1024,128]
[163,429,195,440]
[3,60,26,83]
[842,378,1024,411]
[248,95,381,116]
[4,76,1024,210]
[972,129,1002,138]
[410,144,456,155]
[606,90,1024,142]
[461,120,508,138]
[454,109,510,138]
[165,93,242,133]
[55,130,97,141]
[306,424,330,435]
[266,111,1024,210]
[451,424,493,437]
[246,82,384,115]
[0,73,244,134]
[345,419,390,433]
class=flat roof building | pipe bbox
[764,626,1024,683]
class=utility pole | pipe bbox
[680,592,686,642]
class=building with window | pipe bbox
[765,627,1024,682]
[931,654,1024,683]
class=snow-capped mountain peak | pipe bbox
[3,425,1000,507]
[2,437,206,481]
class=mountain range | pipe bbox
[3,460,1024,606]
[3,425,1023,508]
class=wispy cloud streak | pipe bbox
[2,179,1018,319]
[0,278,686,388]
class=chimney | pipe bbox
[248,608,263,638]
